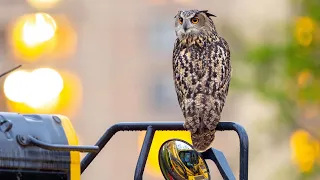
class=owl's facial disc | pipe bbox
[181,17,199,32]
[179,14,200,33]
[175,10,210,39]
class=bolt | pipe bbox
[0,115,6,125]
[0,120,12,132]
[53,116,61,124]
[16,135,29,146]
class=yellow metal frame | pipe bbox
[59,115,81,180]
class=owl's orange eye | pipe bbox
[178,17,183,25]
[191,17,199,24]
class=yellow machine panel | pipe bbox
[0,113,81,180]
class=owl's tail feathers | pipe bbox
[191,128,216,153]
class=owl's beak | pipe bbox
[183,23,188,31]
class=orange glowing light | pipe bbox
[297,70,312,88]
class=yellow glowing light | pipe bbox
[49,15,78,60]
[296,29,313,46]
[27,0,61,9]
[137,131,192,178]
[10,13,57,61]
[3,70,30,103]
[4,68,63,109]
[295,17,316,47]
[6,70,82,118]
[22,13,57,47]
[290,129,320,172]
[52,70,83,118]
[26,68,63,108]
[296,17,315,32]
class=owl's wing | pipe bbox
[201,36,231,131]
[217,36,231,92]
[172,39,184,108]
[203,36,231,92]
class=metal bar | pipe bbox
[0,65,22,79]
[231,123,249,180]
[134,126,155,180]
[80,121,249,180]
[26,135,100,153]
[201,148,236,180]
[209,122,249,180]
[80,123,120,173]
[80,122,185,173]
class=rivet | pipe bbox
[53,116,61,124]
[0,121,12,132]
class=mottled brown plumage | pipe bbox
[172,10,231,152]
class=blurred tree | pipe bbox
[235,0,320,179]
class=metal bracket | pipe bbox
[201,148,236,180]
[80,121,249,180]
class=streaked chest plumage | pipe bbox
[173,35,229,99]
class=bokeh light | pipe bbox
[3,70,30,103]
[297,70,312,88]
[4,68,63,109]
[22,13,57,47]
[137,131,192,178]
[27,0,61,9]
[49,15,78,60]
[27,68,63,108]
[10,13,57,61]
[52,70,83,118]
[295,16,315,47]
[9,13,77,62]
[5,69,82,117]
[290,129,320,172]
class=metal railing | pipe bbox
[80,121,249,180]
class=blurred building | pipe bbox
[0,0,292,179]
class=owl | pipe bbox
[172,10,231,152]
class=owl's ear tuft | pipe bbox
[174,11,182,18]
[200,10,217,18]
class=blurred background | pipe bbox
[0,0,319,179]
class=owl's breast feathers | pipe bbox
[173,34,231,132]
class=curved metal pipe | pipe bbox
[17,135,99,153]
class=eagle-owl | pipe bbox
[172,10,231,152]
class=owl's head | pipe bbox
[174,10,217,39]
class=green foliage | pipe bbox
[239,0,320,178]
